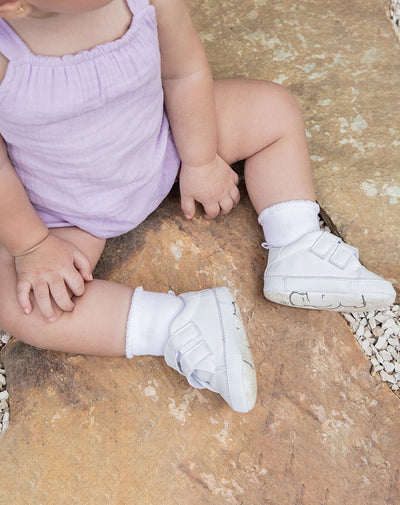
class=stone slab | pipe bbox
[191,0,400,291]
[1,0,400,503]
[1,187,400,504]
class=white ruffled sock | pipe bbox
[125,287,184,358]
[258,200,320,248]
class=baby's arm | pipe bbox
[152,0,240,219]
[0,137,92,322]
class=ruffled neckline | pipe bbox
[6,4,154,66]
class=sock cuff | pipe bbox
[258,200,320,225]
[126,286,144,359]
[258,200,321,248]
[125,287,184,358]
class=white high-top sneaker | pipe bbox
[263,231,396,312]
[164,287,257,413]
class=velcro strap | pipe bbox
[310,232,340,259]
[164,322,199,371]
[165,322,213,389]
[179,340,213,381]
[329,242,358,269]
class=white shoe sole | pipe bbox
[214,287,257,412]
[264,289,395,312]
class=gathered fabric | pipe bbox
[0,0,180,238]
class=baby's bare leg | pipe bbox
[0,227,258,411]
[214,78,316,213]
[0,227,133,356]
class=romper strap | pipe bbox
[126,0,151,15]
[0,19,30,61]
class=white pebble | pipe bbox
[375,336,387,350]
[361,340,370,350]
[370,357,380,367]
[364,329,372,339]
[1,411,9,432]
[384,362,395,374]
[372,365,383,375]
[383,309,395,317]
[372,327,384,337]
[356,325,366,338]
[343,314,355,323]
[0,333,10,344]
[0,391,8,401]
[379,350,393,362]
[380,370,396,384]
[383,320,396,331]
[384,328,394,338]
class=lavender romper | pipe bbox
[0,0,180,238]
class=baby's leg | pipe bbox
[0,226,133,355]
[214,78,315,212]
[0,226,257,412]
[214,79,395,311]
[215,78,322,248]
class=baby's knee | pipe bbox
[268,82,304,122]
[0,299,61,350]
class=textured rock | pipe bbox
[192,0,400,291]
[1,187,400,504]
[1,0,400,503]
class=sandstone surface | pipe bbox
[194,0,400,290]
[1,0,400,503]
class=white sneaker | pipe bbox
[164,287,257,413]
[263,231,396,312]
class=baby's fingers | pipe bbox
[49,279,75,313]
[203,202,221,220]
[65,269,87,298]
[181,196,196,220]
[32,280,57,323]
[73,250,93,282]
[16,279,33,316]
[219,197,234,216]
[231,185,241,207]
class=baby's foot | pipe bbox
[164,287,257,413]
[263,230,396,313]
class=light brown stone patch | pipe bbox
[1,188,400,504]
[190,0,400,292]
[1,0,400,502]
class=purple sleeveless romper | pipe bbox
[0,0,180,238]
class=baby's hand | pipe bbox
[179,154,240,219]
[14,234,93,323]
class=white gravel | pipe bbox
[343,306,400,390]
[0,330,10,436]
[390,0,400,27]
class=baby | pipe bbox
[0,0,395,413]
